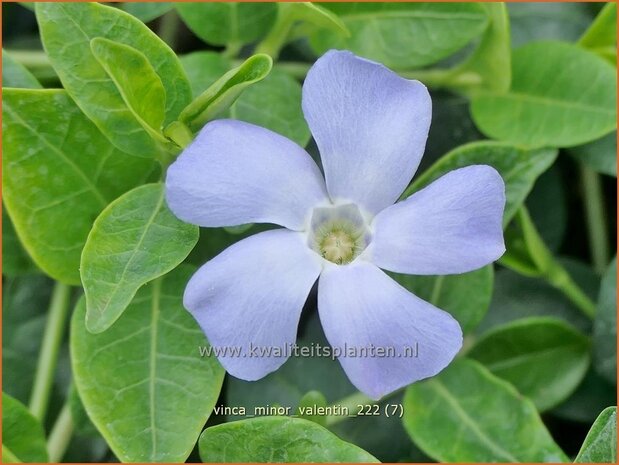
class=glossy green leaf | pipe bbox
[2,208,38,276]
[90,37,166,137]
[199,417,379,462]
[2,393,48,463]
[179,54,272,132]
[508,3,593,47]
[2,50,42,88]
[579,3,617,62]
[392,266,493,334]
[471,41,617,148]
[180,52,310,146]
[71,265,225,463]
[469,317,590,411]
[575,407,617,463]
[287,2,349,38]
[81,183,198,334]
[594,258,617,384]
[403,358,568,462]
[2,89,156,284]
[404,141,558,227]
[176,2,277,46]
[310,3,489,69]
[568,132,617,177]
[120,2,173,22]
[35,2,191,157]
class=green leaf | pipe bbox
[508,3,593,47]
[198,417,379,462]
[579,3,617,55]
[403,141,558,227]
[287,3,349,38]
[35,2,191,157]
[477,259,596,335]
[2,208,38,276]
[297,390,328,426]
[402,358,568,462]
[568,132,617,177]
[526,166,567,251]
[176,2,277,46]
[552,368,616,424]
[310,3,489,69]
[594,258,617,384]
[2,50,42,88]
[90,37,166,137]
[81,183,198,334]
[2,89,157,284]
[471,41,617,148]
[2,393,48,463]
[120,2,173,22]
[446,3,511,94]
[69,384,100,438]
[180,52,310,146]
[2,276,53,403]
[392,266,493,334]
[71,265,225,463]
[179,54,272,132]
[468,317,590,411]
[575,407,617,463]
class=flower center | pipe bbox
[308,203,371,265]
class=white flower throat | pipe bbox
[308,203,372,265]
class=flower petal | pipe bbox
[184,229,322,380]
[368,165,506,275]
[166,119,328,230]
[318,261,462,399]
[302,50,431,215]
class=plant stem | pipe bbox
[546,261,597,319]
[255,3,295,59]
[29,282,71,421]
[581,163,609,275]
[47,402,74,463]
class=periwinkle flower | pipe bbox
[166,50,506,399]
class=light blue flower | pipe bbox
[165,50,506,399]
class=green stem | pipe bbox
[546,261,597,319]
[28,282,71,421]
[255,4,296,59]
[222,41,242,59]
[581,163,609,275]
[47,402,74,463]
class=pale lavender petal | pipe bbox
[184,229,322,380]
[302,50,431,215]
[368,165,505,275]
[318,261,462,399]
[166,119,328,230]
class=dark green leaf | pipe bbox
[2,393,48,463]
[471,41,617,148]
[2,89,156,284]
[120,2,173,22]
[310,3,489,69]
[405,141,558,227]
[568,132,617,177]
[402,358,568,462]
[71,265,225,462]
[575,406,617,462]
[2,50,42,88]
[392,266,493,334]
[594,258,617,384]
[81,183,198,334]
[469,317,590,411]
[2,208,38,276]
[36,2,191,157]
[176,3,277,46]
[198,417,379,462]
[526,166,567,251]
